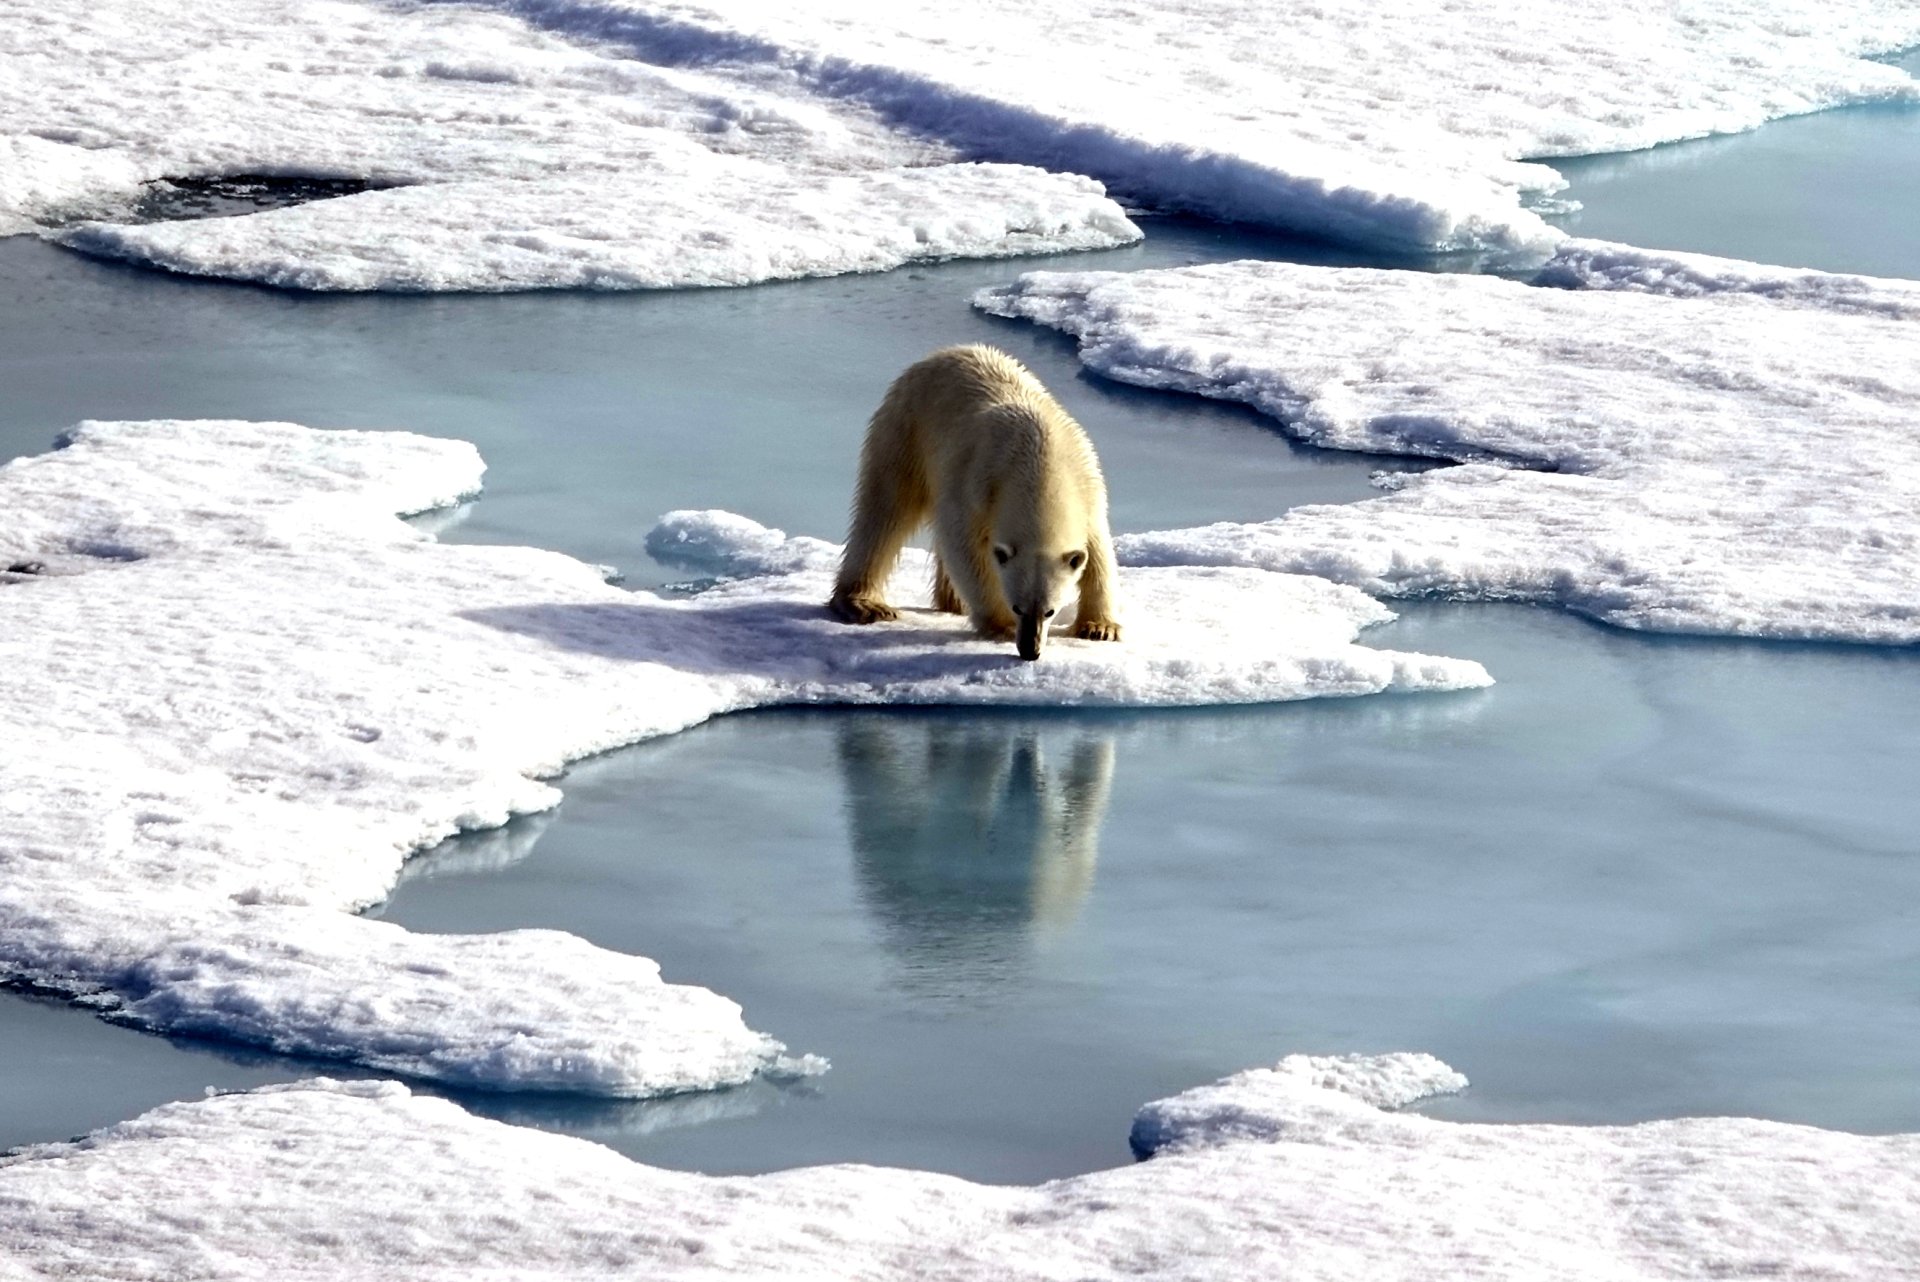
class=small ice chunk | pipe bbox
[1129,1052,1469,1156]
[648,509,842,579]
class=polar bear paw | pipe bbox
[829,593,898,625]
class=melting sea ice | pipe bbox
[3,26,1920,1235]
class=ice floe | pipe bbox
[1,0,1136,284]
[487,0,1920,257]
[0,421,1483,1094]
[978,244,1920,642]
[7,1,1919,279]
[5,1053,1917,1279]
[60,152,1136,292]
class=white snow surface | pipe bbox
[0,422,1484,1094]
[6,1056,1920,1281]
[977,245,1920,642]
[489,0,1920,255]
[59,155,1136,293]
[587,507,1493,704]
[7,2,1920,275]
[0,0,1136,284]
[1128,1052,1469,1154]
[404,0,1920,256]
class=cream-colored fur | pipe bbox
[828,344,1122,661]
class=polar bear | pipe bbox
[827,344,1122,661]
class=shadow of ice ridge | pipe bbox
[449,1071,801,1142]
[386,813,555,891]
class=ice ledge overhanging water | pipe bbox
[5,1051,1918,1278]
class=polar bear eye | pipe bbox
[993,545,1013,565]
[1064,550,1086,571]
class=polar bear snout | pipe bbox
[1015,610,1047,661]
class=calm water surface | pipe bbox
[1548,47,1920,278]
[373,605,1920,1181]
[4,79,1919,1179]
[0,222,1413,590]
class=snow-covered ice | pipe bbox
[978,244,1920,642]
[0,422,799,1096]
[0,1,1136,286]
[0,421,1484,1094]
[59,155,1136,293]
[7,1,1919,284]
[0,0,921,226]
[1127,1052,1470,1155]
[6,1053,1919,1280]
[485,0,1920,257]
[638,508,1492,703]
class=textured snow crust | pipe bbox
[381,0,1920,256]
[0,0,1136,283]
[7,1057,1920,1281]
[589,508,1494,705]
[7,2,1920,278]
[978,245,1920,642]
[0,421,798,1097]
[0,422,1484,1094]
[60,155,1136,293]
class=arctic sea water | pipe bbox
[1548,45,1920,278]
[2,80,1918,1181]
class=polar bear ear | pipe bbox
[1064,550,1087,572]
[993,544,1014,565]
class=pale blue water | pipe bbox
[1547,47,1920,278]
[0,221,1414,591]
[371,605,1920,1181]
[5,79,1920,1181]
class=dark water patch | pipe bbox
[129,175,394,224]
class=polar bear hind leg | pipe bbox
[931,556,966,615]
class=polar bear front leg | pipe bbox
[829,452,926,625]
[934,503,1017,642]
[1072,530,1123,642]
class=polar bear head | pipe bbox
[992,539,1088,661]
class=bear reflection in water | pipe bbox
[834,713,1115,988]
